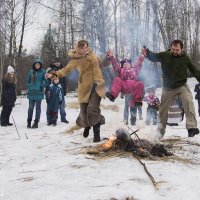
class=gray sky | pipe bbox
[23,2,51,52]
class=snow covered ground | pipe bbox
[1,78,200,200]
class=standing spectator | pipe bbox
[123,94,132,125]
[143,39,200,139]
[26,58,48,128]
[0,66,16,126]
[144,88,160,125]
[45,77,64,126]
[194,82,200,116]
[46,58,69,123]
[130,101,143,125]
[46,40,105,142]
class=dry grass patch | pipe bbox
[65,125,81,134]
[101,104,119,112]
[66,102,119,112]
[66,101,79,109]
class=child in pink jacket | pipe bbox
[143,88,160,125]
[106,50,145,107]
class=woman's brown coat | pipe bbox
[55,49,105,103]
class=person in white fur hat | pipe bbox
[7,65,15,74]
[0,65,16,126]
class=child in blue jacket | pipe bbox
[46,77,64,126]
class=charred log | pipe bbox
[108,128,173,158]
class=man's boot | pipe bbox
[154,124,165,141]
[188,128,199,137]
[27,120,31,128]
[93,123,100,142]
[31,121,38,128]
[83,126,91,138]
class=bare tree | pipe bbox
[82,0,110,56]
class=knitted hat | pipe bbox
[148,87,155,93]
[7,65,15,74]
[120,59,132,68]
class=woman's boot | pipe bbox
[83,126,91,138]
[27,120,31,128]
[31,120,38,128]
[93,123,100,142]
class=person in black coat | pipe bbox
[46,57,68,123]
[0,66,17,126]
[194,82,200,116]
[45,77,64,126]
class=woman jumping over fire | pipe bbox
[105,50,146,107]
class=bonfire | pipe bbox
[101,128,172,157]
[86,128,173,189]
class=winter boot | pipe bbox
[52,120,57,126]
[106,92,116,102]
[83,126,91,138]
[31,121,38,128]
[7,122,13,126]
[130,116,136,126]
[1,109,7,126]
[188,128,199,137]
[47,122,52,126]
[61,119,69,123]
[52,122,57,126]
[93,123,100,142]
[139,114,143,120]
[27,120,31,128]
[1,123,7,127]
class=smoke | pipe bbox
[108,2,163,90]
[101,66,116,91]
[67,69,79,82]
[138,60,162,89]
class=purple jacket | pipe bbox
[107,55,145,81]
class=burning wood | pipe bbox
[101,128,172,157]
